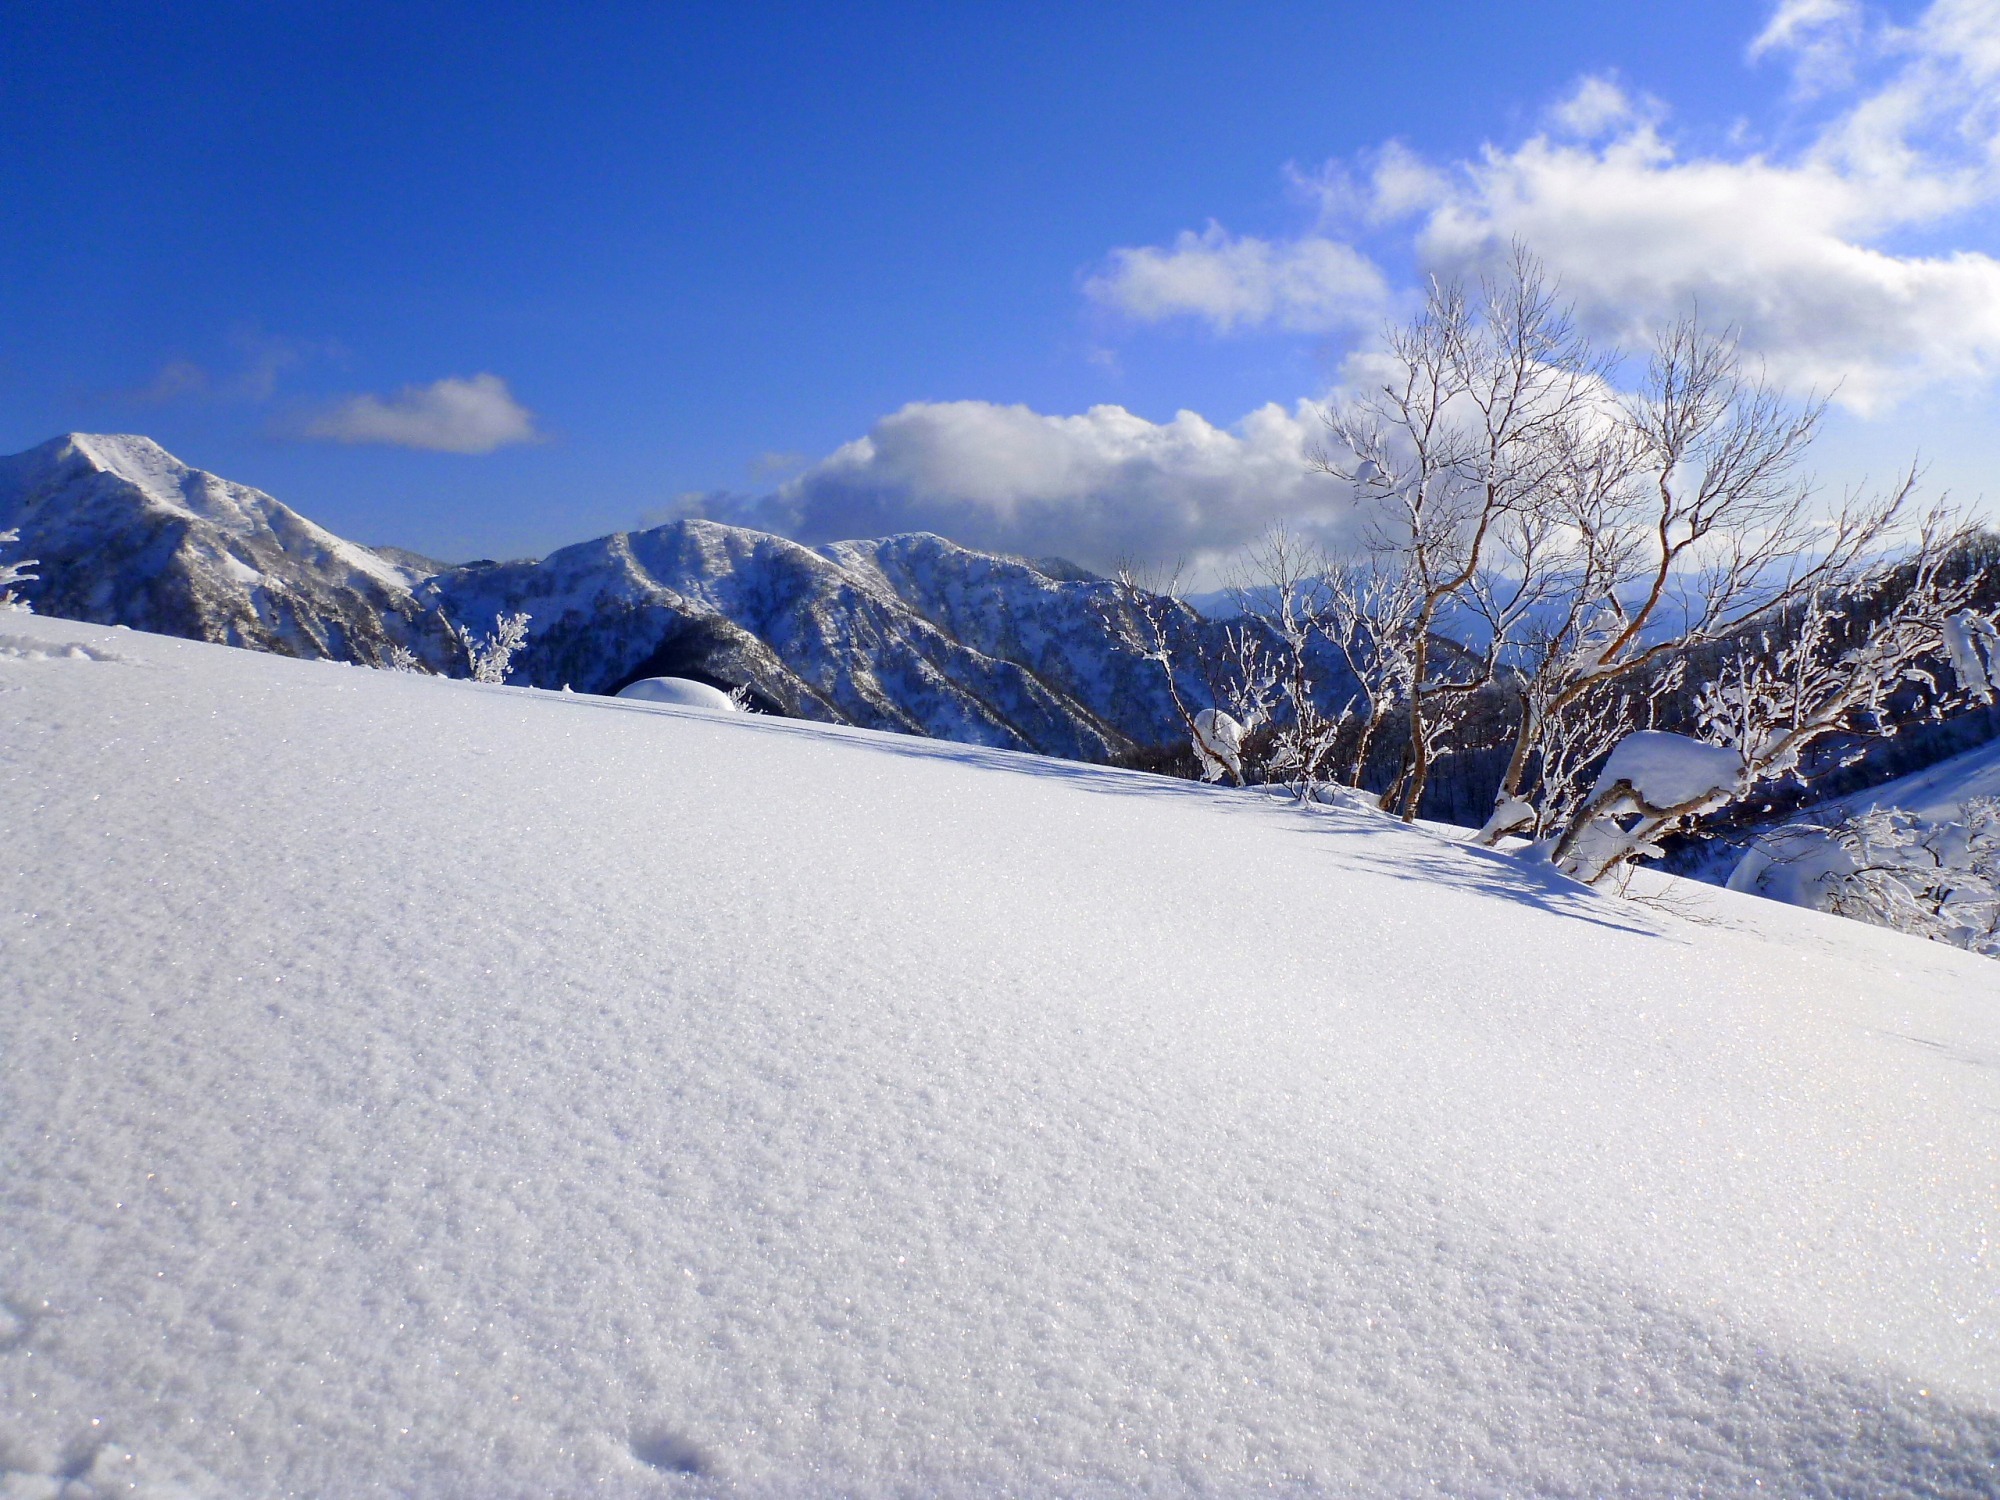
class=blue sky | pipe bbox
[4,1,1998,572]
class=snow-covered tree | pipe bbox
[0,528,38,612]
[453,611,532,684]
[1091,567,1217,754]
[1474,319,1918,844]
[1551,527,1993,885]
[1225,528,1347,793]
[1818,800,2000,958]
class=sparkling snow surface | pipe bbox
[1,615,1997,1498]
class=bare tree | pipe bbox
[1320,248,1602,821]
[1319,552,1425,790]
[1224,528,1348,792]
[1475,318,1916,843]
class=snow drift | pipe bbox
[0,614,1996,1497]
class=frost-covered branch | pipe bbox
[1319,248,1604,821]
[0,528,38,612]
[452,611,532,684]
[1818,800,2000,958]
[1225,528,1348,793]
[1474,318,1924,844]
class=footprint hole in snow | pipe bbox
[629,1430,707,1476]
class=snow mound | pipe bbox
[1,613,1997,1497]
[1596,729,1745,808]
[615,675,738,711]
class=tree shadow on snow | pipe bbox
[1283,806,1673,941]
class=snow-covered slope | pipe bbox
[1831,731,2000,821]
[0,435,440,665]
[2,613,1997,1498]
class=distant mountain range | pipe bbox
[0,433,1299,761]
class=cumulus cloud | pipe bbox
[1417,130,2000,411]
[300,374,541,454]
[681,399,1359,578]
[1088,0,2000,413]
[1085,222,1389,333]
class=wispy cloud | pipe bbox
[748,450,809,479]
[1085,223,1389,334]
[1749,0,1865,95]
[298,374,543,454]
[117,329,329,408]
[125,359,212,406]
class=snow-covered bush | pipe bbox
[453,611,531,683]
[1818,800,2000,958]
[0,527,38,612]
[384,643,431,674]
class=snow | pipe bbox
[1595,729,1745,809]
[55,434,413,593]
[615,675,738,711]
[1,613,1997,1497]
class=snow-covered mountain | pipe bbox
[0,434,1271,760]
[0,434,442,665]
[3,611,1997,1497]
[423,524,1254,757]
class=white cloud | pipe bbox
[1548,75,1643,138]
[1750,0,1865,94]
[300,374,541,454]
[1087,0,2000,414]
[1417,130,2000,411]
[682,399,1360,578]
[1085,222,1389,333]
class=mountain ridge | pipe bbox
[0,432,1260,760]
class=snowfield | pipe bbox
[1,613,1997,1498]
